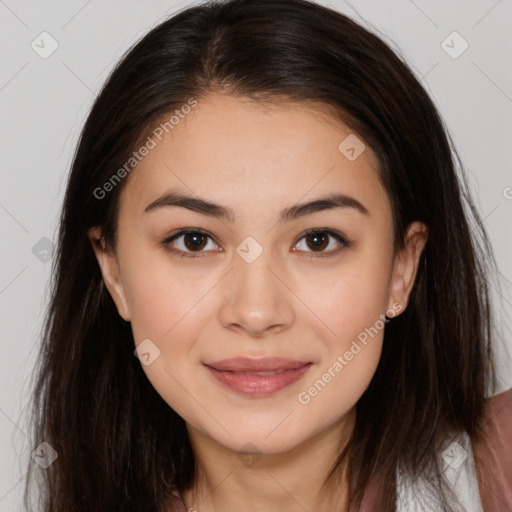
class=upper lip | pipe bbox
[203,357,311,372]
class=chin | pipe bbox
[210,419,313,456]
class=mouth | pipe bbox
[202,357,313,396]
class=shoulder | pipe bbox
[473,387,512,512]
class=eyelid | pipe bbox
[162,227,351,258]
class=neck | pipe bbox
[181,408,356,512]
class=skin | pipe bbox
[89,92,428,512]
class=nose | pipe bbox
[218,247,296,338]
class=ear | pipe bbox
[387,221,429,315]
[88,226,131,321]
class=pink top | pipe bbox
[168,492,186,512]
[167,387,512,511]
[474,387,512,511]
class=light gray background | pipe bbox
[1,0,511,509]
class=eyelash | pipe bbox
[161,228,351,259]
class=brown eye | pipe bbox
[162,229,219,258]
[294,229,350,257]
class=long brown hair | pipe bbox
[23,0,498,510]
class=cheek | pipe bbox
[122,247,214,389]
[307,251,392,346]
[297,245,392,399]
[120,242,200,341]
[126,277,180,343]
[123,257,207,415]
[295,270,390,419]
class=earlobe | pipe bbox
[87,227,131,322]
[387,221,429,314]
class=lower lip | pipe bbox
[204,363,312,396]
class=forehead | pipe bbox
[119,92,388,220]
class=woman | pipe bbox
[23,0,511,510]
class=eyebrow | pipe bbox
[144,190,369,222]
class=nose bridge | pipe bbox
[233,234,280,303]
[219,234,295,335]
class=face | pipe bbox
[90,92,427,456]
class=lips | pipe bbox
[203,357,312,396]
[204,357,310,372]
